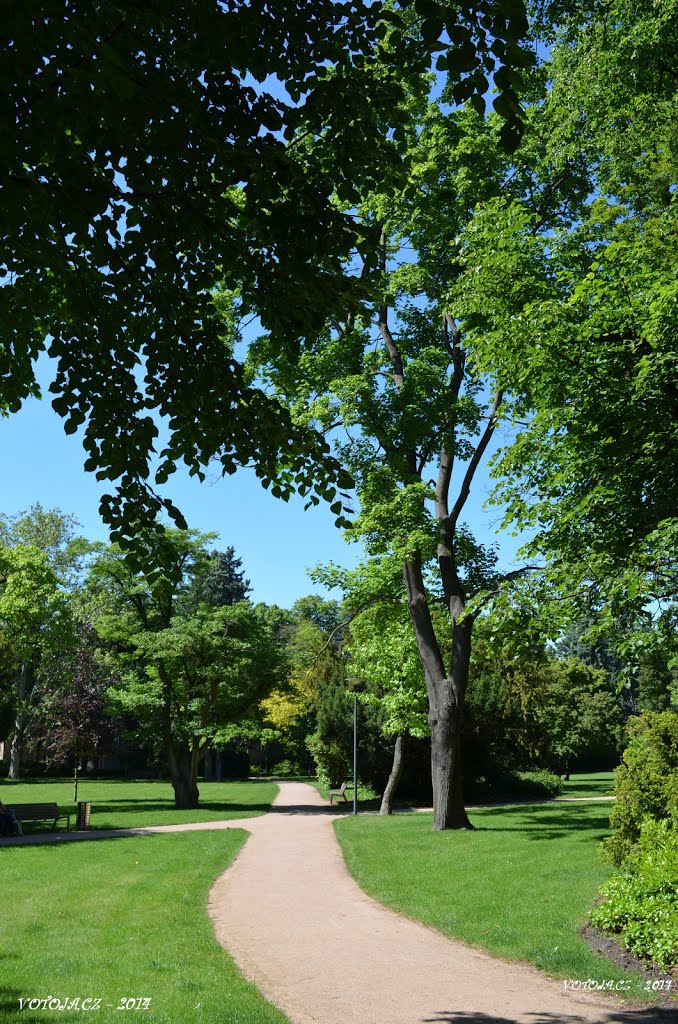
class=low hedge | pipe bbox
[591,816,678,970]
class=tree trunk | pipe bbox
[380,734,405,815]
[8,710,26,779]
[403,557,475,831]
[166,741,200,809]
[430,708,473,830]
[8,662,32,779]
[73,762,79,803]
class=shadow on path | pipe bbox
[423,1011,677,1024]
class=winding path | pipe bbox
[208,781,672,1024]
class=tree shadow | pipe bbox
[88,799,273,815]
[0,970,92,1023]
[269,802,350,816]
[560,780,614,796]
[422,1008,677,1023]
[472,804,612,842]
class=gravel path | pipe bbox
[208,781,673,1024]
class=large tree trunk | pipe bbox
[404,557,475,831]
[166,741,200,809]
[380,734,405,815]
[430,704,473,830]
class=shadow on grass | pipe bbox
[423,1010,677,1023]
[0,977,87,1023]
[473,804,612,842]
[89,799,273,815]
[560,779,615,796]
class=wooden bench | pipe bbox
[8,803,71,835]
[329,782,354,805]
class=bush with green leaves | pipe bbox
[603,710,678,866]
[591,817,678,970]
[516,769,564,798]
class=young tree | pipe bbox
[0,506,90,776]
[33,623,115,801]
[347,602,429,813]
[88,532,282,807]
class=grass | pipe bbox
[557,771,616,799]
[0,778,278,831]
[0,829,288,1024]
[334,800,660,1002]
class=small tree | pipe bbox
[604,710,678,866]
[348,602,429,813]
[35,623,114,801]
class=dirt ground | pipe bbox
[207,781,677,1024]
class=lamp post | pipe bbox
[346,677,362,817]
[353,692,358,816]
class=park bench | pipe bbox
[8,803,71,835]
[329,782,354,805]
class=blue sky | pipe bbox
[0,355,527,607]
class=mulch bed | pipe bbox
[581,921,677,1009]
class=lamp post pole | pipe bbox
[353,693,358,816]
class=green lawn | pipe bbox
[0,830,288,1024]
[334,801,658,1002]
[557,771,616,799]
[0,778,278,830]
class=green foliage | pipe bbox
[306,734,352,790]
[459,1,678,654]
[87,531,281,804]
[604,710,678,866]
[4,1,531,549]
[591,818,678,970]
[466,625,622,785]
[515,769,563,798]
[0,544,73,664]
[349,602,430,740]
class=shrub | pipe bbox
[306,734,351,789]
[591,817,678,970]
[465,769,563,803]
[516,769,564,798]
[603,709,678,866]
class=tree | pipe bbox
[33,622,115,801]
[459,0,678,648]
[347,601,429,813]
[4,1,531,550]
[182,546,250,613]
[88,532,282,807]
[0,544,74,777]
[259,597,345,776]
[252,70,585,826]
[0,505,89,776]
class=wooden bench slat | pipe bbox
[6,802,71,833]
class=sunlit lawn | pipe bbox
[334,800,662,1003]
[0,778,277,831]
[557,771,616,799]
[0,830,288,1024]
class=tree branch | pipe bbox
[448,388,504,531]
